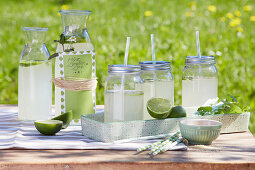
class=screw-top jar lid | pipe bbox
[139,61,171,70]
[59,10,92,15]
[108,65,141,73]
[185,56,216,64]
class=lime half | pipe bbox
[34,120,63,135]
[147,98,172,119]
[52,111,73,129]
[168,106,186,118]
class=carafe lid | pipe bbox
[139,61,171,70]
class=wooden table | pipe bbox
[0,105,255,170]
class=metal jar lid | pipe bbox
[108,65,141,73]
[185,56,216,64]
[59,10,92,15]
[139,61,171,71]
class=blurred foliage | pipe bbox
[0,0,254,134]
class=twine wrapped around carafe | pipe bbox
[52,77,97,91]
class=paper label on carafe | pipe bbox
[56,51,96,118]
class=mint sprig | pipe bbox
[48,34,74,60]
[196,94,249,116]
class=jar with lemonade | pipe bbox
[104,65,144,122]
[139,61,174,120]
[182,56,218,116]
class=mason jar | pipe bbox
[104,65,144,122]
[182,56,218,116]
[139,61,174,120]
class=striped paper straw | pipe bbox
[161,137,183,152]
[150,133,182,155]
[137,132,180,152]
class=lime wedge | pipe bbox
[34,120,63,135]
[168,106,186,118]
[147,98,172,119]
[52,111,73,129]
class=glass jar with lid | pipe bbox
[104,65,144,122]
[182,56,218,116]
[139,61,174,120]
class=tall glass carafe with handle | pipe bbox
[18,27,52,120]
[55,10,96,124]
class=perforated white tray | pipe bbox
[197,112,250,134]
[81,112,250,142]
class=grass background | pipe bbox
[0,0,254,135]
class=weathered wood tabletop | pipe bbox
[0,105,254,170]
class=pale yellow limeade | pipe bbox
[104,90,144,122]
[18,61,52,120]
[182,78,218,116]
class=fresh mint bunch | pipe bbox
[196,95,249,116]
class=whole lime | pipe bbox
[168,106,186,118]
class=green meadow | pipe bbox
[0,0,254,134]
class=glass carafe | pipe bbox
[104,65,144,122]
[55,10,96,124]
[18,27,52,120]
[139,61,174,120]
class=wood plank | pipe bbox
[0,105,254,169]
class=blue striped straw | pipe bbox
[151,34,156,64]
[196,31,201,58]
